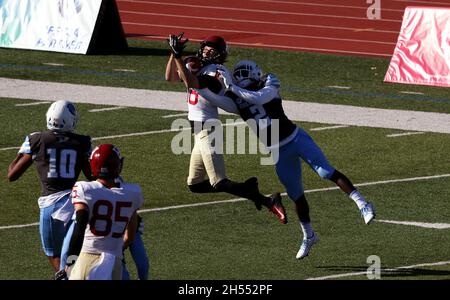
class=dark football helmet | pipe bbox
[196,35,228,65]
[90,144,123,179]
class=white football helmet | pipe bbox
[232,60,262,88]
[46,100,79,132]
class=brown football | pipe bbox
[184,56,202,73]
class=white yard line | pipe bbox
[0,121,248,151]
[15,101,51,106]
[306,260,450,280]
[88,107,126,112]
[386,132,425,138]
[42,63,65,67]
[399,91,424,95]
[2,173,449,230]
[327,86,351,89]
[162,113,189,118]
[309,125,350,131]
[375,219,450,229]
[112,69,136,72]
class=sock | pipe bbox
[300,221,314,239]
[349,190,367,210]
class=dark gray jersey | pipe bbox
[19,130,91,196]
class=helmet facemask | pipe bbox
[196,36,228,65]
[232,60,262,88]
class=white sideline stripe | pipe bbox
[306,260,450,280]
[15,101,51,106]
[162,113,189,118]
[376,219,450,229]
[120,10,399,34]
[2,173,450,231]
[310,125,350,131]
[88,107,126,112]
[327,86,351,89]
[386,132,425,138]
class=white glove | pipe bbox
[216,68,233,90]
[264,73,281,88]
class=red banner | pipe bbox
[384,7,450,87]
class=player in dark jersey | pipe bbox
[203,60,376,259]
[7,100,92,272]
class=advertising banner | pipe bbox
[0,0,103,54]
[384,7,450,87]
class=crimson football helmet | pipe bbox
[90,144,123,179]
[196,35,228,65]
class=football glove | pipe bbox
[167,32,189,58]
[263,73,281,88]
[53,269,68,280]
[216,68,233,90]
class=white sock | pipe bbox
[349,190,367,210]
[300,221,314,239]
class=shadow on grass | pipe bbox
[317,266,450,279]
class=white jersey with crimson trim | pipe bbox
[187,64,225,122]
[71,181,144,257]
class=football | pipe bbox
[184,56,202,73]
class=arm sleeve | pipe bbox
[196,88,240,114]
[65,209,89,263]
[229,85,278,105]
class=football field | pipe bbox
[0,39,450,280]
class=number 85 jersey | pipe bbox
[71,181,144,257]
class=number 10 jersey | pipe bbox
[19,130,92,196]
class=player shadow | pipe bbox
[317,266,450,279]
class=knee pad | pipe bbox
[316,166,334,180]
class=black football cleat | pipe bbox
[266,193,288,224]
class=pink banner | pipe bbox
[384,6,450,87]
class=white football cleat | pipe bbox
[360,202,375,224]
[296,233,319,259]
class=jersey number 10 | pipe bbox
[47,148,77,179]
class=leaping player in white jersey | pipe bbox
[165,33,287,224]
[56,144,143,280]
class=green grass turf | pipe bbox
[1,99,450,280]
